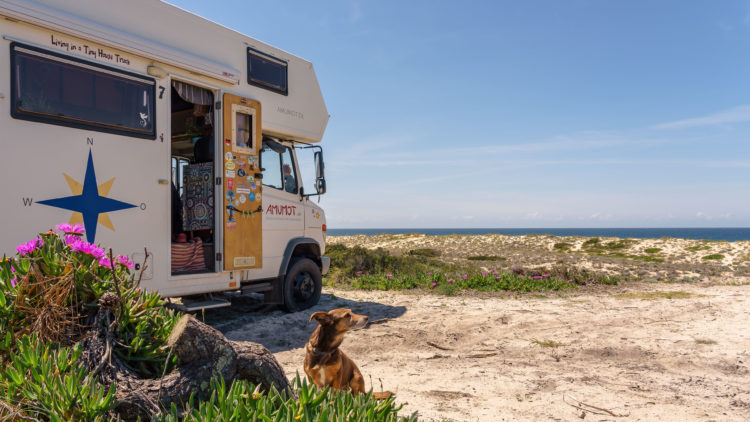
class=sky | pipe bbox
[169,0,750,228]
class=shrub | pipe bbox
[407,248,440,257]
[326,244,447,280]
[644,248,662,254]
[582,238,600,248]
[0,224,179,379]
[545,265,620,285]
[553,242,572,251]
[702,254,725,261]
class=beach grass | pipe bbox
[702,254,725,260]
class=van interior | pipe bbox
[170,81,216,275]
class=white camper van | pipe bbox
[0,0,330,311]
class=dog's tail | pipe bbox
[372,391,394,400]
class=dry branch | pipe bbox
[563,394,628,417]
[427,341,454,351]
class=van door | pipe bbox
[222,93,262,270]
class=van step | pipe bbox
[171,297,231,312]
[241,282,273,294]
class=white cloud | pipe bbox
[654,105,750,129]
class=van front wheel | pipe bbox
[282,258,322,312]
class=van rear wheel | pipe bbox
[282,258,322,312]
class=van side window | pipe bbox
[260,138,297,193]
[261,140,283,190]
[10,43,156,139]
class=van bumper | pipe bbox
[320,256,330,276]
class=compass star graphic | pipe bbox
[38,149,136,243]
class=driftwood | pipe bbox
[79,297,291,421]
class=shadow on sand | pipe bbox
[198,291,406,353]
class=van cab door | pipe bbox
[222,93,262,270]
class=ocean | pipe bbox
[326,228,750,242]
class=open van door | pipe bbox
[222,93,263,270]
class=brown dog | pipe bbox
[304,309,393,399]
[305,308,369,394]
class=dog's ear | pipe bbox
[310,311,333,325]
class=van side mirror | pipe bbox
[315,178,326,195]
[314,151,325,179]
[314,150,326,194]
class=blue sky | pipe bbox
[170,0,750,228]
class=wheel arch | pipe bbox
[278,237,322,277]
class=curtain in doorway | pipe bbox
[172,80,214,125]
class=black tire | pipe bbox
[282,258,322,312]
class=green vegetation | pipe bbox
[159,375,415,422]
[0,335,116,421]
[613,291,701,300]
[582,238,600,247]
[325,245,628,294]
[702,254,725,261]
[326,243,448,281]
[577,238,664,262]
[467,255,505,261]
[407,248,440,257]
[546,265,620,285]
[694,338,717,345]
[686,245,711,252]
[553,242,572,251]
[339,270,574,293]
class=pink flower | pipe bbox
[56,223,85,234]
[520,275,524,278]
[70,240,105,258]
[385,274,393,278]
[462,274,468,279]
[482,272,487,276]
[427,272,432,275]
[98,256,114,269]
[356,271,363,275]
[116,255,135,270]
[16,238,43,256]
[430,282,437,286]
[447,278,453,283]
[10,277,17,287]
[543,274,550,278]
[533,276,542,279]
[65,235,82,247]
[495,276,501,280]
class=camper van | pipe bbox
[0,0,330,311]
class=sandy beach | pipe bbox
[207,234,750,421]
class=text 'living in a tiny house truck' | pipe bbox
[0,0,330,312]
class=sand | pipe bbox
[207,234,750,421]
